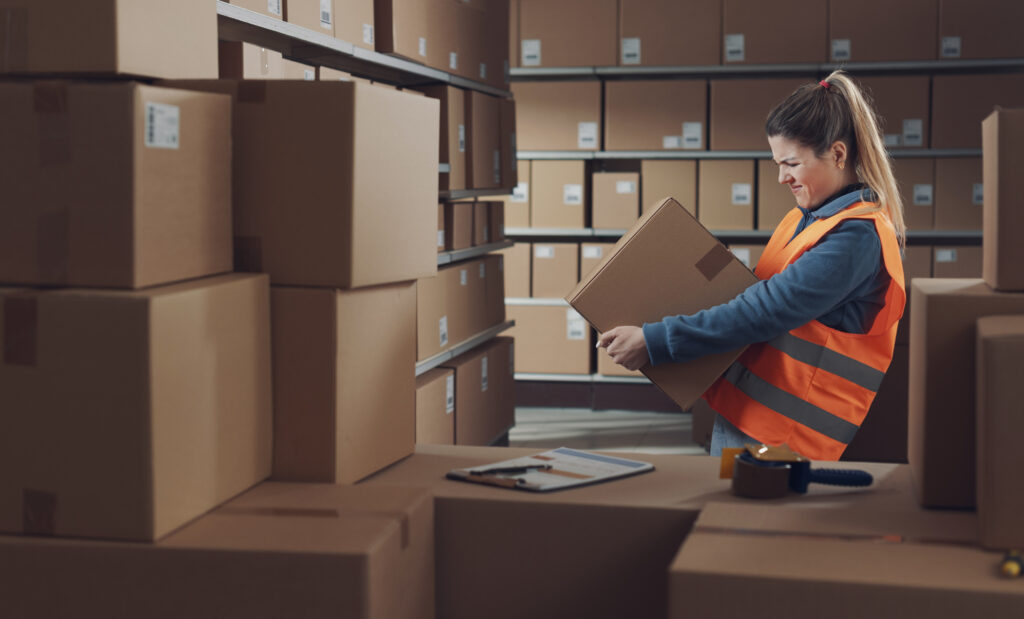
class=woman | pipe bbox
[597,70,906,460]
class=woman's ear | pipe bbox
[832,141,848,169]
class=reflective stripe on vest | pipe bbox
[765,332,886,392]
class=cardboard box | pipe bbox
[689,398,716,448]
[498,243,531,298]
[857,75,930,149]
[416,85,466,191]
[0,483,434,619]
[281,58,317,80]
[499,97,518,187]
[163,80,439,288]
[374,0,436,65]
[271,282,415,484]
[509,0,519,68]
[518,0,616,67]
[481,1,511,89]
[436,204,446,253]
[722,0,826,63]
[709,78,808,150]
[0,82,232,289]
[445,202,474,251]
[530,160,587,229]
[499,160,531,228]
[932,73,1024,149]
[698,160,755,230]
[976,315,1024,550]
[0,274,272,541]
[417,267,456,361]
[568,198,758,410]
[511,81,601,151]
[896,245,933,344]
[433,256,504,348]
[416,367,455,445]
[506,304,592,374]
[592,172,641,230]
[466,91,502,189]
[318,65,354,80]
[441,337,515,445]
[841,343,909,463]
[473,202,491,245]
[581,242,615,281]
[939,0,1024,60]
[531,243,579,299]
[604,81,708,151]
[982,107,1024,291]
[218,41,285,79]
[641,160,697,216]
[483,254,507,330]
[909,278,1024,507]
[933,246,982,278]
[934,157,983,230]
[490,202,505,243]
[756,159,794,230]
[286,0,336,35]
[727,244,765,270]
[226,0,284,19]
[618,0,721,66]
[829,0,937,62]
[892,158,935,231]
[0,0,217,78]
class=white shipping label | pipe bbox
[511,182,529,203]
[577,122,598,149]
[493,150,501,184]
[663,135,683,149]
[831,38,851,61]
[913,184,934,206]
[884,134,901,147]
[731,248,752,268]
[479,263,486,279]
[582,246,603,259]
[616,180,637,194]
[458,124,466,153]
[439,316,449,347]
[682,122,703,149]
[418,37,427,57]
[902,119,923,147]
[437,229,445,248]
[445,375,455,414]
[522,39,541,66]
[936,249,958,263]
[731,183,752,206]
[973,183,984,205]
[303,69,315,81]
[320,0,332,27]
[267,0,282,16]
[460,269,468,286]
[363,24,375,45]
[480,63,487,79]
[535,245,555,259]
[566,309,586,341]
[145,102,180,150]
[481,356,489,392]
[450,52,458,70]
[563,184,583,205]
[724,33,745,62]
[941,36,962,58]
[621,37,641,65]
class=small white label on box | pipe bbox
[145,102,180,150]
[831,38,851,61]
[535,245,555,259]
[493,149,501,184]
[731,248,751,268]
[363,24,374,45]
[973,183,984,205]
[480,63,487,79]
[582,246,603,259]
[439,316,449,347]
[577,122,598,149]
[449,52,458,70]
[458,124,466,153]
[731,183,752,205]
[268,0,282,16]
[616,181,637,194]
[663,135,683,149]
[479,262,486,278]
[460,269,468,286]
[884,133,901,147]
[481,356,489,392]
[724,34,745,62]
[511,182,529,203]
[912,184,934,206]
[682,122,703,149]
[418,37,427,57]
[936,249,957,263]
[437,229,445,248]
[566,309,586,341]
[563,184,583,205]
[303,69,315,81]
[902,119,923,147]
[445,374,455,414]
[320,0,332,27]
[941,36,962,58]
[522,39,541,66]
[621,37,641,65]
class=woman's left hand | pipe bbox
[597,326,649,371]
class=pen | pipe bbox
[469,464,553,476]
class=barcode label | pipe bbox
[481,356,489,392]
[582,246,603,259]
[437,229,445,248]
[902,119,923,147]
[363,24,374,44]
[418,37,427,57]
[522,39,541,66]
[663,135,683,149]
[973,183,984,205]
[439,316,449,347]
[479,63,487,79]
[449,52,458,70]
[535,245,555,259]
[145,102,180,150]
[460,269,468,286]
[563,184,583,205]
[319,0,332,27]
[458,124,466,152]
[493,149,501,184]
[941,36,962,58]
[511,182,529,203]
[724,34,744,62]
[303,69,315,81]
[732,183,752,205]
[912,184,933,206]
[267,0,282,16]
[831,38,851,61]
[884,134,901,147]
[445,375,455,414]
[731,248,751,268]
[936,249,957,263]
[616,180,636,194]
[566,309,586,340]
[682,122,703,149]
[577,122,598,149]
[621,37,641,65]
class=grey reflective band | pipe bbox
[723,363,860,445]
[766,332,885,393]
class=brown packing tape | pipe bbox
[36,208,70,284]
[695,244,734,282]
[22,488,57,536]
[0,8,28,72]
[233,236,263,272]
[220,506,412,549]
[238,81,267,104]
[3,296,38,366]
[33,83,72,167]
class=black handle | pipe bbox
[809,468,873,487]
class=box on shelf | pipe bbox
[840,343,909,463]
[829,0,937,62]
[445,202,474,251]
[892,158,936,230]
[581,243,615,282]
[896,245,933,344]
[499,98,517,187]
[489,202,506,244]
[698,160,756,230]
[481,1,511,89]
[931,73,1024,149]
[726,244,765,270]
[473,202,491,246]
[618,0,721,66]
[856,75,930,149]
[466,91,502,190]
[281,58,317,80]
[938,0,1024,60]
[0,274,271,541]
[508,0,519,68]
[417,266,457,361]
[416,367,456,445]
[530,160,587,229]
[416,85,467,191]
[756,159,794,230]
[483,254,507,331]
[0,0,218,78]
[226,0,283,19]
[499,160,531,228]
[592,172,641,230]
[498,243,531,298]
[642,160,697,216]
[933,158,982,230]
[286,0,336,35]
[219,41,286,79]
[441,337,515,445]
[982,107,1024,291]
[709,78,809,150]
[506,304,592,374]
[446,260,483,347]
[318,65,354,80]
[271,282,416,485]
[0,81,231,289]
[604,81,708,151]
[517,0,617,67]
[374,0,438,66]
[436,204,446,253]
[531,243,579,299]
[932,246,982,278]
[722,0,826,63]
[511,81,601,151]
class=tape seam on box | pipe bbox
[695,244,733,282]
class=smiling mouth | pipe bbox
[791,185,803,194]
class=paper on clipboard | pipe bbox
[446,447,654,492]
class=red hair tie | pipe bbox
[819,80,830,89]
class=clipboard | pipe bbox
[446,447,655,492]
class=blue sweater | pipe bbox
[643,187,891,366]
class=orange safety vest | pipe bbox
[702,202,906,460]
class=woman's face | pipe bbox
[767,135,851,210]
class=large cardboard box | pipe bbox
[933,246,982,278]
[530,160,587,229]
[568,198,758,410]
[506,304,592,374]
[709,78,808,150]
[897,245,933,344]
[982,107,1024,291]
[756,159,794,230]
[164,80,439,288]
[499,160,531,228]
[518,0,616,67]
[604,81,708,151]
[938,0,1024,60]
[976,315,1024,550]
[416,85,466,191]
[499,97,517,187]
[441,337,515,445]
[0,274,271,541]
[642,160,697,216]
[592,172,641,230]
[857,75,930,149]
[271,282,415,484]
[932,73,1024,149]
[908,278,1024,507]
[0,82,231,289]
[892,158,935,230]
[841,343,909,463]
[531,243,579,299]
[698,160,755,230]
[445,202,474,251]
[416,367,455,445]
[498,243,531,298]
[0,0,217,78]
[829,0,937,62]
[722,0,826,63]
[218,41,286,79]
[618,0,720,66]
[0,483,434,619]
[466,91,502,190]
[226,0,283,19]
[934,157,982,230]
[511,81,601,151]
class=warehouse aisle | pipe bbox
[509,408,707,455]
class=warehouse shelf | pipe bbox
[514,372,651,385]
[505,297,569,306]
[415,320,515,376]
[216,1,511,97]
[438,240,513,266]
[518,148,982,161]
[503,228,982,244]
[439,188,513,200]
[516,151,595,160]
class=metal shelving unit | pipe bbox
[439,188,512,200]
[518,148,983,161]
[438,241,513,266]
[515,372,650,385]
[415,321,516,376]
[505,228,983,244]
[505,297,568,306]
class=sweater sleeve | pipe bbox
[642,219,882,366]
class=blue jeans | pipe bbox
[709,414,760,457]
